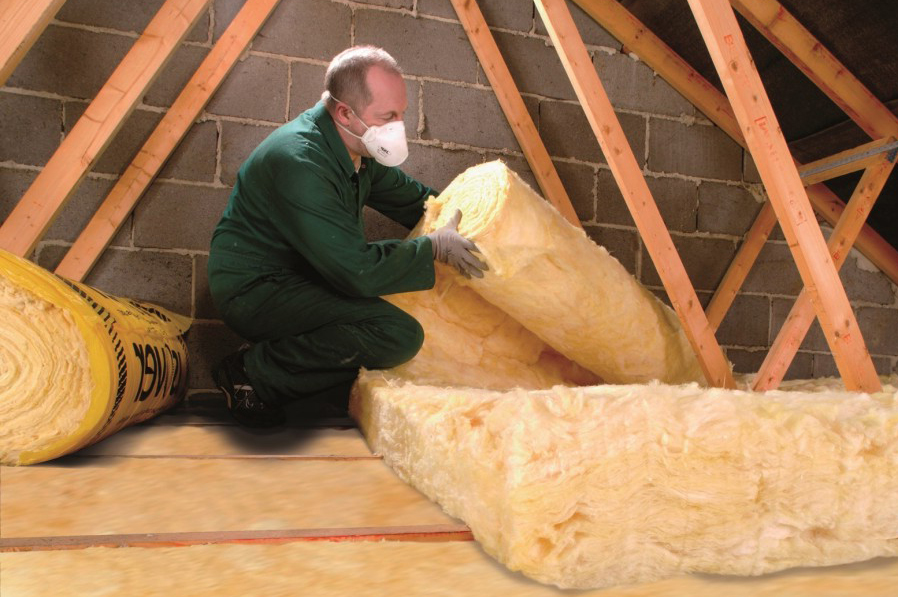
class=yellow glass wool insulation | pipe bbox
[415,160,706,385]
[351,370,898,590]
[0,250,190,465]
[0,271,92,462]
[386,262,601,390]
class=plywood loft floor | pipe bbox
[2,398,896,596]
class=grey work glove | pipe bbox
[426,209,488,279]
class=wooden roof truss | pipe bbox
[0,0,893,392]
[0,0,283,276]
[452,0,895,392]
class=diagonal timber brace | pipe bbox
[571,0,898,290]
[533,0,735,389]
[0,0,67,86]
[448,0,581,229]
[755,154,897,389]
[572,0,897,387]
[0,0,211,259]
[685,0,881,392]
[731,0,898,140]
[54,0,284,282]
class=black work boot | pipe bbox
[212,349,286,428]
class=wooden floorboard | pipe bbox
[2,540,896,596]
[1,456,457,537]
[6,394,894,594]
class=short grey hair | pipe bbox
[322,46,402,113]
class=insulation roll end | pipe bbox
[0,250,190,465]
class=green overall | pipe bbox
[208,102,437,407]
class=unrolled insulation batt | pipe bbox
[351,370,898,590]
[0,250,190,465]
[414,161,706,385]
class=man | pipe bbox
[208,46,486,427]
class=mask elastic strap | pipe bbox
[330,94,369,138]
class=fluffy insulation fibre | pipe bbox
[0,249,189,465]
[385,262,600,390]
[355,161,897,589]
[0,272,92,463]
[414,161,704,385]
[351,372,898,590]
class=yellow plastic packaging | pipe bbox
[0,249,191,465]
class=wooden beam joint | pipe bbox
[688,0,881,393]
[798,137,898,186]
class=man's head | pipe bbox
[323,46,408,162]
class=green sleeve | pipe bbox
[366,162,439,229]
[268,150,435,298]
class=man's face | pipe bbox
[338,66,407,158]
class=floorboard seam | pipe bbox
[0,525,474,552]
[64,454,382,461]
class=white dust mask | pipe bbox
[332,97,409,167]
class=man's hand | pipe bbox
[426,209,488,279]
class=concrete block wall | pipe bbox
[2,0,896,394]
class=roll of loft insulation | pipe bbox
[418,161,706,385]
[0,250,190,465]
[352,370,898,590]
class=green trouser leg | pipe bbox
[208,258,424,407]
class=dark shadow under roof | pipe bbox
[620,0,898,251]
